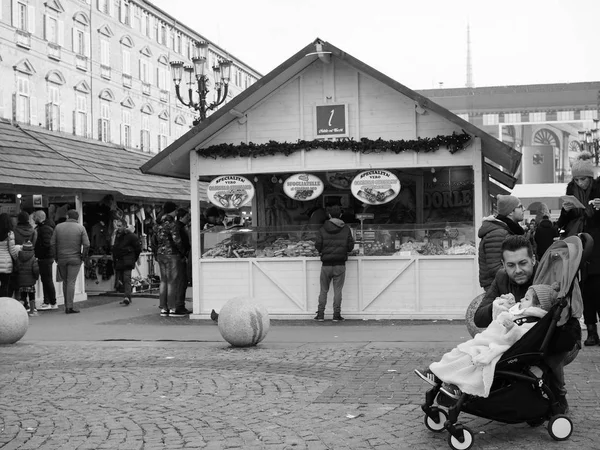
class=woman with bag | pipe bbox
[557,152,600,346]
[0,213,19,297]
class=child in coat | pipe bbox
[17,241,40,315]
[415,283,560,399]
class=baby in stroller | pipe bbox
[415,282,560,399]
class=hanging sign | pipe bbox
[315,104,348,137]
[207,175,255,209]
[351,170,401,205]
[283,173,324,201]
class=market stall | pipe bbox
[141,39,521,319]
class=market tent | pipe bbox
[141,38,521,193]
[510,183,567,211]
[0,118,202,203]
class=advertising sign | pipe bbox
[351,170,400,205]
[207,175,255,210]
[315,104,348,137]
[282,173,324,201]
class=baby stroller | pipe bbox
[418,233,593,450]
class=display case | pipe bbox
[200,222,476,259]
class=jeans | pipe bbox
[57,263,82,310]
[157,254,184,310]
[317,265,346,316]
[0,273,10,297]
[116,269,132,300]
[177,258,188,308]
[544,342,581,397]
[582,274,600,325]
[38,258,57,305]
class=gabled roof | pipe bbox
[141,38,521,189]
[0,119,197,202]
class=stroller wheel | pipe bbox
[424,407,448,432]
[548,415,573,441]
[447,426,474,450]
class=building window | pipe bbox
[122,48,131,75]
[529,112,546,122]
[133,6,141,31]
[176,34,182,54]
[121,109,131,147]
[158,120,168,151]
[100,39,110,66]
[160,24,166,45]
[141,115,150,152]
[98,0,110,14]
[482,113,499,126]
[74,94,88,137]
[99,101,110,142]
[16,76,30,124]
[46,85,60,131]
[45,16,58,43]
[557,111,575,121]
[120,1,131,25]
[503,113,521,124]
[17,1,27,31]
[73,28,89,56]
[580,110,598,120]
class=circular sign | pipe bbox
[351,170,401,205]
[207,175,255,210]
[283,174,324,201]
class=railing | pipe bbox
[47,43,61,60]
[75,54,88,71]
[15,29,31,49]
[122,74,132,88]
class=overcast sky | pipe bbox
[151,0,599,90]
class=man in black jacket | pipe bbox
[32,211,57,310]
[314,205,354,322]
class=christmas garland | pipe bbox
[197,131,472,159]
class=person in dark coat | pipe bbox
[112,222,142,306]
[534,213,559,260]
[16,241,40,315]
[314,205,355,322]
[32,210,57,310]
[13,211,37,246]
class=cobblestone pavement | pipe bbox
[1,337,599,450]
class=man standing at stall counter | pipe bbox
[314,205,355,322]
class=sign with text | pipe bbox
[283,173,324,201]
[351,170,401,205]
[207,175,255,210]
[315,104,348,137]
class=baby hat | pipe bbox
[529,282,560,311]
[571,152,595,178]
[497,194,520,216]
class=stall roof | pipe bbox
[141,38,521,190]
[0,119,200,203]
[510,183,567,211]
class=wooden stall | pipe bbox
[141,39,521,320]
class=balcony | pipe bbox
[159,90,169,102]
[122,74,132,88]
[142,82,151,96]
[47,43,61,61]
[75,54,88,71]
[100,65,111,80]
[15,29,31,49]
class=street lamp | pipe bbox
[170,41,232,125]
[578,118,600,166]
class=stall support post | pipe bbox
[190,151,201,317]
[472,138,485,297]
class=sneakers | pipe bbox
[119,298,131,306]
[28,309,39,316]
[160,308,169,317]
[314,314,325,322]
[65,308,80,314]
[440,383,462,400]
[50,304,58,310]
[332,315,345,322]
[169,308,191,317]
[414,368,442,387]
[40,303,59,310]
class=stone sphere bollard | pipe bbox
[217,297,270,347]
[0,297,29,345]
[465,293,486,338]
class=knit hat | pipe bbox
[571,152,595,178]
[162,201,178,215]
[22,240,34,251]
[497,194,520,216]
[529,282,560,311]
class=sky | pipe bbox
[151,0,600,90]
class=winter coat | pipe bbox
[315,218,354,266]
[477,215,524,289]
[534,218,559,260]
[51,218,90,265]
[13,223,37,246]
[34,219,55,260]
[0,231,19,274]
[112,229,142,271]
[152,214,186,257]
[16,246,39,288]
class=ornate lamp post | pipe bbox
[578,118,600,166]
[170,41,232,125]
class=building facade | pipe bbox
[0,0,261,153]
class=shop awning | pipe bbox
[141,38,522,187]
[0,119,204,203]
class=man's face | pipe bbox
[502,247,535,285]
[511,203,525,222]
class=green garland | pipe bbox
[197,130,472,159]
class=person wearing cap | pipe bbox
[477,194,525,291]
[416,283,560,399]
[16,240,40,315]
[557,152,600,346]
